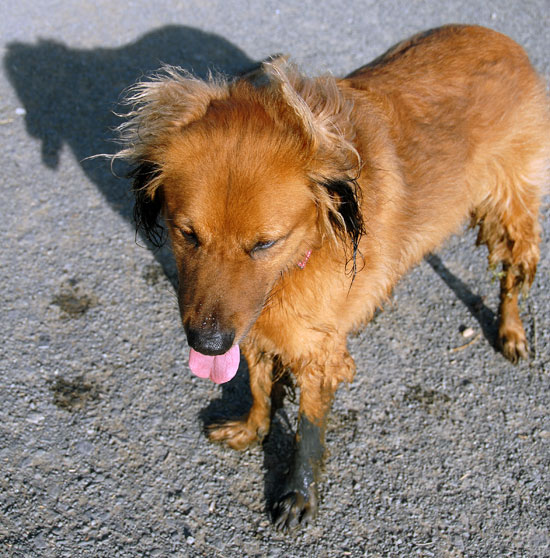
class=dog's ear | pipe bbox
[264,59,365,268]
[114,67,229,245]
[116,66,229,159]
[129,162,165,247]
[310,176,365,275]
[263,58,360,176]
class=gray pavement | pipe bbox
[1,1,549,557]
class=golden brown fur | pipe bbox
[115,25,550,528]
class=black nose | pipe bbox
[186,327,235,356]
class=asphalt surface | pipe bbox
[1,1,549,557]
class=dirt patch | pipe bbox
[403,384,451,413]
[51,279,97,317]
[142,263,164,286]
[48,376,99,411]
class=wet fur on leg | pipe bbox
[113,25,550,529]
[272,414,324,531]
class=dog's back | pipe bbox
[337,25,550,360]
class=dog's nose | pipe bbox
[186,327,235,356]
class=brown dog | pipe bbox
[114,25,549,530]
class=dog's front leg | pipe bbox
[208,343,273,450]
[272,408,326,531]
[273,350,354,531]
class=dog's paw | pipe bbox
[208,418,268,450]
[499,328,528,364]
[272,486,318,532]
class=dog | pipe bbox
[113,25,550,531]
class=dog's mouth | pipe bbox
[188,345,240,384]
[183,286,273,385]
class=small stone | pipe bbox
[462,327,475,338]
[26,413,45,424]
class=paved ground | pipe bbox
[1,1,549,557]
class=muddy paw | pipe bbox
[499,329,528,364]
[208,419,268,450]
[272,487,318,532]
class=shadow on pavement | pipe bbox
[198,359,297,517]
[426,253,499,349]
[4,25,257,286]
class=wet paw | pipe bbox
[272,487,318,532]
[208,418,269,450]
[499,328,528,364]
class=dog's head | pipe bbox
[116,60,364,381]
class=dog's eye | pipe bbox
[180,229,200,248]
[251,239,276,255]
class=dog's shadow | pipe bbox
[198,360,296,514]
[426,253,499,348]
[4,25,259,286]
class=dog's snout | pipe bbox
[186,326,235,356]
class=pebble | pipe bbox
[461,327,475,338]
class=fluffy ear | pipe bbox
[263,57,360,175]
[264,59,365,268]
[113,67,229,245]
[116,66,228,162]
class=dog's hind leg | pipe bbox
[272,345,355,531]
[208,344,274,450]
[474,168,544,363]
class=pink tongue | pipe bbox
[188,344,240,384]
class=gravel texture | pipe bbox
[1,1,549,557]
